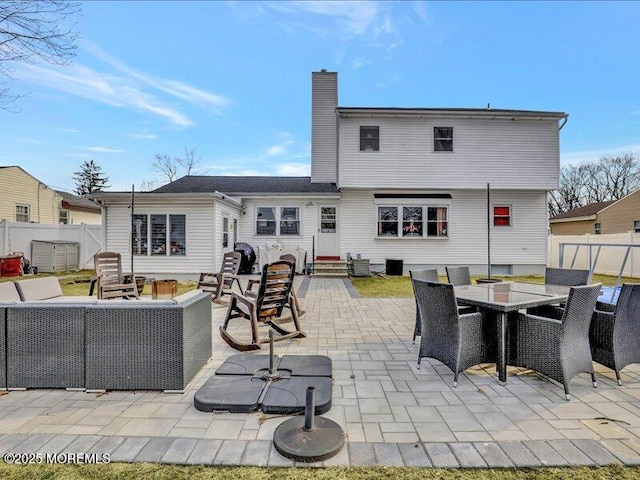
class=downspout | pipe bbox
[558,115,568,131]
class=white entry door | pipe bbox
[317,205,339,257]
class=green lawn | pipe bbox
[0,464,638,480]
[350,273,638,298]
[0,271,197,297]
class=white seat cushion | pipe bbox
[14,277,63,301]
[0,282,21,302]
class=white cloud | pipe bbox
[84,43,231,112]
[562,144,640,165]
[18,63,193,127]
[257,1,415,47]
[266,132,295,156]
[128,133,158,140]
[80,146,125,153]
[16,43,232,127]
[277,163,310,176]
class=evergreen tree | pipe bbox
[72,160,110,195]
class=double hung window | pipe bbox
[15,205,29,222]
[256,207,300,235]
[360,126,380,151]
[59,209,69,224]
[493,205,511,227]
[434,127,453,152]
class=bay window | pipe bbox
[377,205,448,238]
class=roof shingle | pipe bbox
[152,176,339,195]
[550,200,615,221]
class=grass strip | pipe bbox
[0,464,638,480]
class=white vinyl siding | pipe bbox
[338,117,560,190]
[339,189,548,271]
[238,197,332,256]
[311,72,338,183]
[103,197,236,274]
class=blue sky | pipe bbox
[2,1,640,192]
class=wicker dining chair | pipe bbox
[528,267,591,318]
[409,269,439,343]
[412,279,490,387]
[197,251,243,304]
[589,283,640,386]
[510,283,601,400]
[445,266,477,315]
[445,266,472,286]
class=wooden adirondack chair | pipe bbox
[197,251,243,303]
[94,252,139,300]
[219,260,306,351]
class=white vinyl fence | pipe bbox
[548,233,640,278]
[0,220,103,270]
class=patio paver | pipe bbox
[0,277,639,467]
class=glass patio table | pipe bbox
[454,282,571,383]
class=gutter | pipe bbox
[213,191,242,208]
[549,215,595,224]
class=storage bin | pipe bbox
[31,240,79,273]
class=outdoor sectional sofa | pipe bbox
[0,277,212,392]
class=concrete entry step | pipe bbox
[311,259,349,278]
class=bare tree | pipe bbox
[152,147,205,184]
[138,179,160,192]
[0,1,80,110]
[153,153,179,183]
[549,153,640,216]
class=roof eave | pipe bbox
[549,215,596,223]
[337,107,567,121]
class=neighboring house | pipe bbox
[93,71,567,276]
[549,189,640,235]
[0,166,62,224]
[55,190,102,225]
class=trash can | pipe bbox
[385,258,403,276]
[0,255,22,277]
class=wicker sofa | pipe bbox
[0,278,212,391]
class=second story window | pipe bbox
[15,204,30,222]
[59,209,69,225]
[360,126,379,151]
[434,127,453,152]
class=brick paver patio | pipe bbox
[1,277,640,467]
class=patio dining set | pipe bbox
[410,266,640,400]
